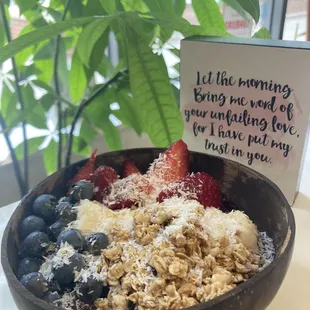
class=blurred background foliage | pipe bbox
[0,0,268,197]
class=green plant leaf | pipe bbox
[5,98,45,131]
[33,40,55,60]
[222,0,260,23]
[72,136,92,157]
[123,13,157,45]
[173,62,180,72]
[15,0,38,15]
[32,80,73,106]
[43,139,58,175]
[0,82,14,118]
[114,89,143,135]
[252,27,271,39]
[192,0,226,31]
[23,9,44,23]
[15,136,44,160]
[121,0,148,12]
[84,87,122,151]
[0,16,97,63]
[86,87,115,136]
[69,49,87,103]
[0,26,5,48]
[19,64,42,82]
[58,37,70,95]
[42,6,62,21]
[80,120,97,141]
[35,58,53,84]
[99,0,116,14]
[174,0,186,16]
[170,48,180,57]
[83,0,106,16]
[172,84,180,107]
[144,0,173,15]
[97,55,115,78]
[136,12,230,37]
[143,0,174,43]
[15,24,36,67]
[22,85,47,129]
[49,0,64,9]
[102,119,122,151]
[77,18,113,68]
[68,0,84,18]
[88,30,110,70]
[37,93,56,112]
[0,6,8,48]
[126,28,183,146]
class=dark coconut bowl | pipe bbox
[1,149,295,310]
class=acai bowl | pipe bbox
[1,140,295,310]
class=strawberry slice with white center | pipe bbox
[148,140,189,185]
[157,172,222,209]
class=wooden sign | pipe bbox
[180,36,310,205]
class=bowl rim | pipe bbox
[1,148,296,310]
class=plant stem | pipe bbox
[0,113,26,196]
[54,0,71,170]
[0,2,29,192]
[65,70,127,166]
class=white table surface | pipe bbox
[2,140,310,310]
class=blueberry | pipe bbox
[70,181,94,203]
[20,272,48,298]
[19,216,46,240]
[59,196,72,203]
[53,253,85,285]
[19,231,50,258]
[84,233,109,255]
[55,202,77,224]
[128,300,136,310]
[47,280,61,293]
[151,267,158,276]
[17,257,43,280]
[102,285,110,298]
[47,221,67,241]
[33,194,57,223]
[43,291,61,306]
[76,276,103,303]
[57,229,84,251]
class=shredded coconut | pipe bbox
[74,255,107,283]
[258,231,276,268]
[59,292,75,310]
[52,242,76,269]
[39,258,54,282]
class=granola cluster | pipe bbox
[90,199,260,310]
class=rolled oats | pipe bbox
[94,201,262,310]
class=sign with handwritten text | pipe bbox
[180,37,310,205]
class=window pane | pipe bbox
[283,0,307,41]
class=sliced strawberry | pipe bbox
[108,198,135,210]
[68,149,98,193]
[157,172,222,209]
[123,160,141,178]
[91,166,118,202]
[139,178,153,195]
[148,140,189,184]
